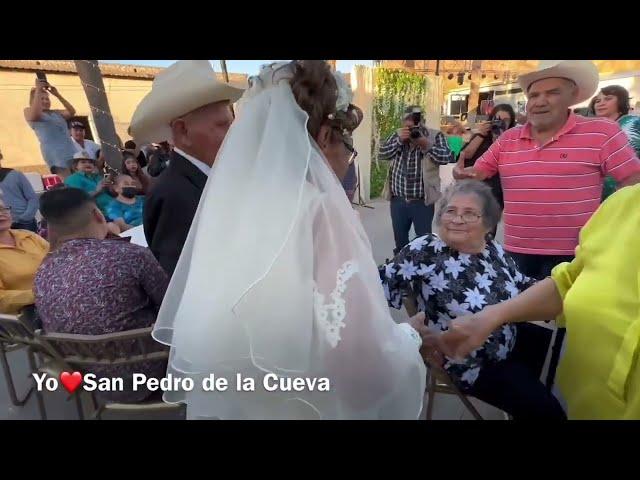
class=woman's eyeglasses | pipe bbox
[0,206,12,215]
[343,141,358,165]
[441,209,482,224]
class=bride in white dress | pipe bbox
[152,60,427,419]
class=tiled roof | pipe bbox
[0,60,247,83]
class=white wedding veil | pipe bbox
[152,62,426,419]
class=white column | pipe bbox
[350,65,375,202]
[423,74,444,130]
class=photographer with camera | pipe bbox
[379,105,454,254]
[24,74,77,179]
[456,104,516,237]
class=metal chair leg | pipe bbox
[74,392,85,420]
[0,343,35,406]
[447,381,484,420]
[425,370,436,420]
[27,349,47,420]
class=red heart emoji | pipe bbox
[59,371,83,394]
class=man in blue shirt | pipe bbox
[0,147,40,232]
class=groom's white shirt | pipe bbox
[174,147,211,176]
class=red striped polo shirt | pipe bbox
[474,112,640,255]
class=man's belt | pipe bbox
[393,195,424,203]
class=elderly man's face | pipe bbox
[172,101,233,166]
[71,126,85,142]
[526,77,578,131]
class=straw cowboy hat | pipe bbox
[518,60,599,105]
[129,60,246,144]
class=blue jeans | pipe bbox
[11,219,38,233]
[390,196,434,255]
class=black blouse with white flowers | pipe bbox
[379,233,536,390]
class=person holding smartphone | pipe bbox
[64,151,114,215]
[24,73,77,179]
[456,104,517,238]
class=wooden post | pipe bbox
[74,60,122,174]
[467,60,483,121]
[219,60,230,83]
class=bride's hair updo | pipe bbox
[247,60,363,144]
[289,60,338,139]
[288,60,363,143]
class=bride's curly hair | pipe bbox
[288,60,363,143]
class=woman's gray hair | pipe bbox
[435,180,502,230]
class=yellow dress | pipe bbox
[0,229,49,314]
[551,184,640,419]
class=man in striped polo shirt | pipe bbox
[454,61,640,389]
[455,60,640,279]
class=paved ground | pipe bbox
[1,196,529,420]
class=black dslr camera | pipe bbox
[491,118,506,136]
[409,111,422,139]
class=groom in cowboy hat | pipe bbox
[130,60,245,276]
[454,60,640,387]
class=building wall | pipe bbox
[0,68,247,174]
[0,70,154,172]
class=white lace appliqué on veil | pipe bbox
[313,260,358,348]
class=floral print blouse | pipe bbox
[379,233,536,389]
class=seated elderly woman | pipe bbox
[0,189,49,314]
[105,175,145,232]
[379,180,566,419]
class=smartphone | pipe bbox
[36,71,48,84]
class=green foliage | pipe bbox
[370,161,390,199]
[370,68,428,197]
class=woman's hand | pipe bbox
[35,80,48,92]
[407,311,428,336]
[420,328,446,367]
[46,85,61,97]
[453,164,478,180]
[476,122,492,137]
[439,307,502,360]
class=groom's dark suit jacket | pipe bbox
[143,151,207,277]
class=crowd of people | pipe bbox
[1,59,640,420]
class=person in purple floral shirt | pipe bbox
[34,188,169,402]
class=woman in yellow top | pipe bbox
[437,184,640,419]
[0,192,49,314]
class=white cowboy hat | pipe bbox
[129,60,246,144]
[72,150,95,162]
[518,60,599,105]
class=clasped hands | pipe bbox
[406,308,500,366]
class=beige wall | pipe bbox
[0,70,154,172]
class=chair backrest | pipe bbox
[41,174,63,191]
[0,313,42,351]
[35,326,168,371]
